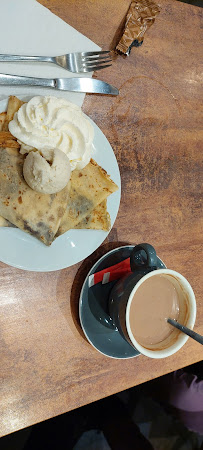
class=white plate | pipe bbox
[0,97,121,272]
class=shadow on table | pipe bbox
[69,239,130,339]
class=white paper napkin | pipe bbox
[0,0,100,106]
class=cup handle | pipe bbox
[130,243,157,272]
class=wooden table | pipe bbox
[0,0,202,438]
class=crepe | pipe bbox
[0,215,12,227]
[0,96,118,244]
[0,148,70,245]
[0,200,111,232]
[2,96,24,131]
[75,200,111,231]
[0,112,6,131]
[57,159,118,236]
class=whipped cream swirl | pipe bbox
[9,96,94,171]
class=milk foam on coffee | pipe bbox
[129,274,180,346]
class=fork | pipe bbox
[0,51,112,73]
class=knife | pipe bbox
[0,73,119,95]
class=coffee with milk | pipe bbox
[129,274,180,346]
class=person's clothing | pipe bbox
[145,363,203,435]
[23,395,154,450]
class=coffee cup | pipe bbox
[108,243,196,358]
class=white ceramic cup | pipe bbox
[109,268,196,358]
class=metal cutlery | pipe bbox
[0,51,112,73]
[0,73,119,95]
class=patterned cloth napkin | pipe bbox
[0,0,100,106]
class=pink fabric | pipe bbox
[151,369,203,434]
[168,370,203,412]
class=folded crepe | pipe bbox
[0,96,118,244]
[75,199,111,231]
[0,147,70,245]
[0,199,111,232]
[57,159,118,236]
[0,112,111,233]
[2,96,24,131]
[0,151,116,242]
[0,112,6,131]
[0,215,12,227]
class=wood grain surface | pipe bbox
[0,0,202,437]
